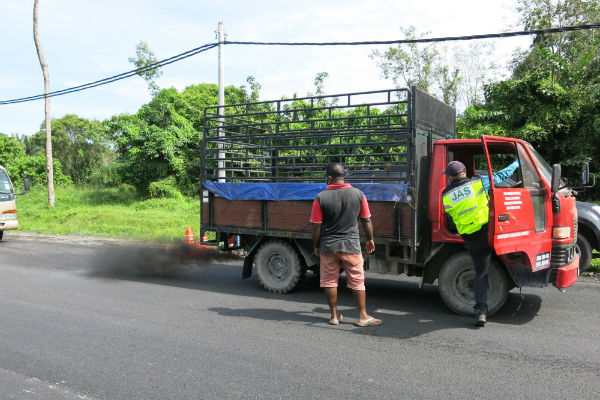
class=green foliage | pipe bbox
[128,41,163,96]
[0,133,26,164]
[371,26,440,93]
[148,176,183,199]
[458,0,600,198]
[0,133,70,187]
[105,83,252,196]
[29,114,113,184]
[11,155,71,187]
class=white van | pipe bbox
[0,165,29,241]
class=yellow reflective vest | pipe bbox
[442,177,489,235]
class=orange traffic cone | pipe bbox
[197,232,209,248]
[184,226,195,246]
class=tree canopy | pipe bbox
[458,0,600,194]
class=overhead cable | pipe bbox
[0,43,217,105]
[225,23,600,46]
[1,23,598,105]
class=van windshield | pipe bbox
[0,169,14,194]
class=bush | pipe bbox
[11,155,72,187]
[148,177,183,199]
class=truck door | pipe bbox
[482,136,553,271]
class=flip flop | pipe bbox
[328,313,343,325]
[354,317,382,327]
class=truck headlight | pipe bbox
[552,226,571,239]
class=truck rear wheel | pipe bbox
[438,252,508,317]
[255,240,305,293]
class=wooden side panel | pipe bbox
[362,201,396,236]
[267,201,313,232]
[213,198,262,228]
[201,201,209,225]
[208,198,402,238]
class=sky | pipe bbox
[0,0,532,137]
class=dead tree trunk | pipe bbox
[33,0,55,206]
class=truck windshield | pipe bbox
[526,143,552,184]
[0,170,14,194]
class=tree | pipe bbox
[458,0,600,196]
[1,133,70,187]
[0,134,26,166]
[128,41,163,96]
[105,83,252,196]
[513,0,600,86]
[29,114,112,184]
[371,26,440,94]
[371,26,500,109]
[241,76,262,102]
[33,0,54,206]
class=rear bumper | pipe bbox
[553,253,579,289]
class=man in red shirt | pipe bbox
[310,162,382,327]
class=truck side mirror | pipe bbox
[582,163,590,185]
[551,164,561,193]
[21,178,30,194]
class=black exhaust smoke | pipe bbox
[88,242,242,278]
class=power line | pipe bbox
[225,23,600,46]
[0,43,218,105]
[1,23,598,106]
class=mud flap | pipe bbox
[242,238,264,279]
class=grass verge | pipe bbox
[15,185,201,241]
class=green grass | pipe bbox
[590,251,600,273]
[16,185,202,241]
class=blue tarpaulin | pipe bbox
[202,182,409,202]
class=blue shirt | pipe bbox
[478,160,520,193]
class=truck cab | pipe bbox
[428,136,579,312]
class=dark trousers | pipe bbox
[463,225,491,313]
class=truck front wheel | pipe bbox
[438,252,509,317]
[255,240,305,293]
[576,234,592,273]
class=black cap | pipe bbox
[442,160,467,176]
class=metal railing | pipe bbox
[202,89,414,183]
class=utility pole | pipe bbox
[217,21,225,181]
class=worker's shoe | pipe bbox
[475,310,487,327]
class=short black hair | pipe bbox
[326,162,345,179]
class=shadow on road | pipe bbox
[203,273,543,340]
[84,243,543,339]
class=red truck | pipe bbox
[200,88,586,316]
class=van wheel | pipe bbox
[438,252,508,316]
[255,240,305,293]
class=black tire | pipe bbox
[0,230,3,241]
[255,240,305,293]
[438,252,509,317]
[576,234,592,273]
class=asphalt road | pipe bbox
[1,234,599,400]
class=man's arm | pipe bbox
[360,217,375,254]
[480,159,520,192]
[312,223,322,255]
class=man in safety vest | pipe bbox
[442,160,492,327]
